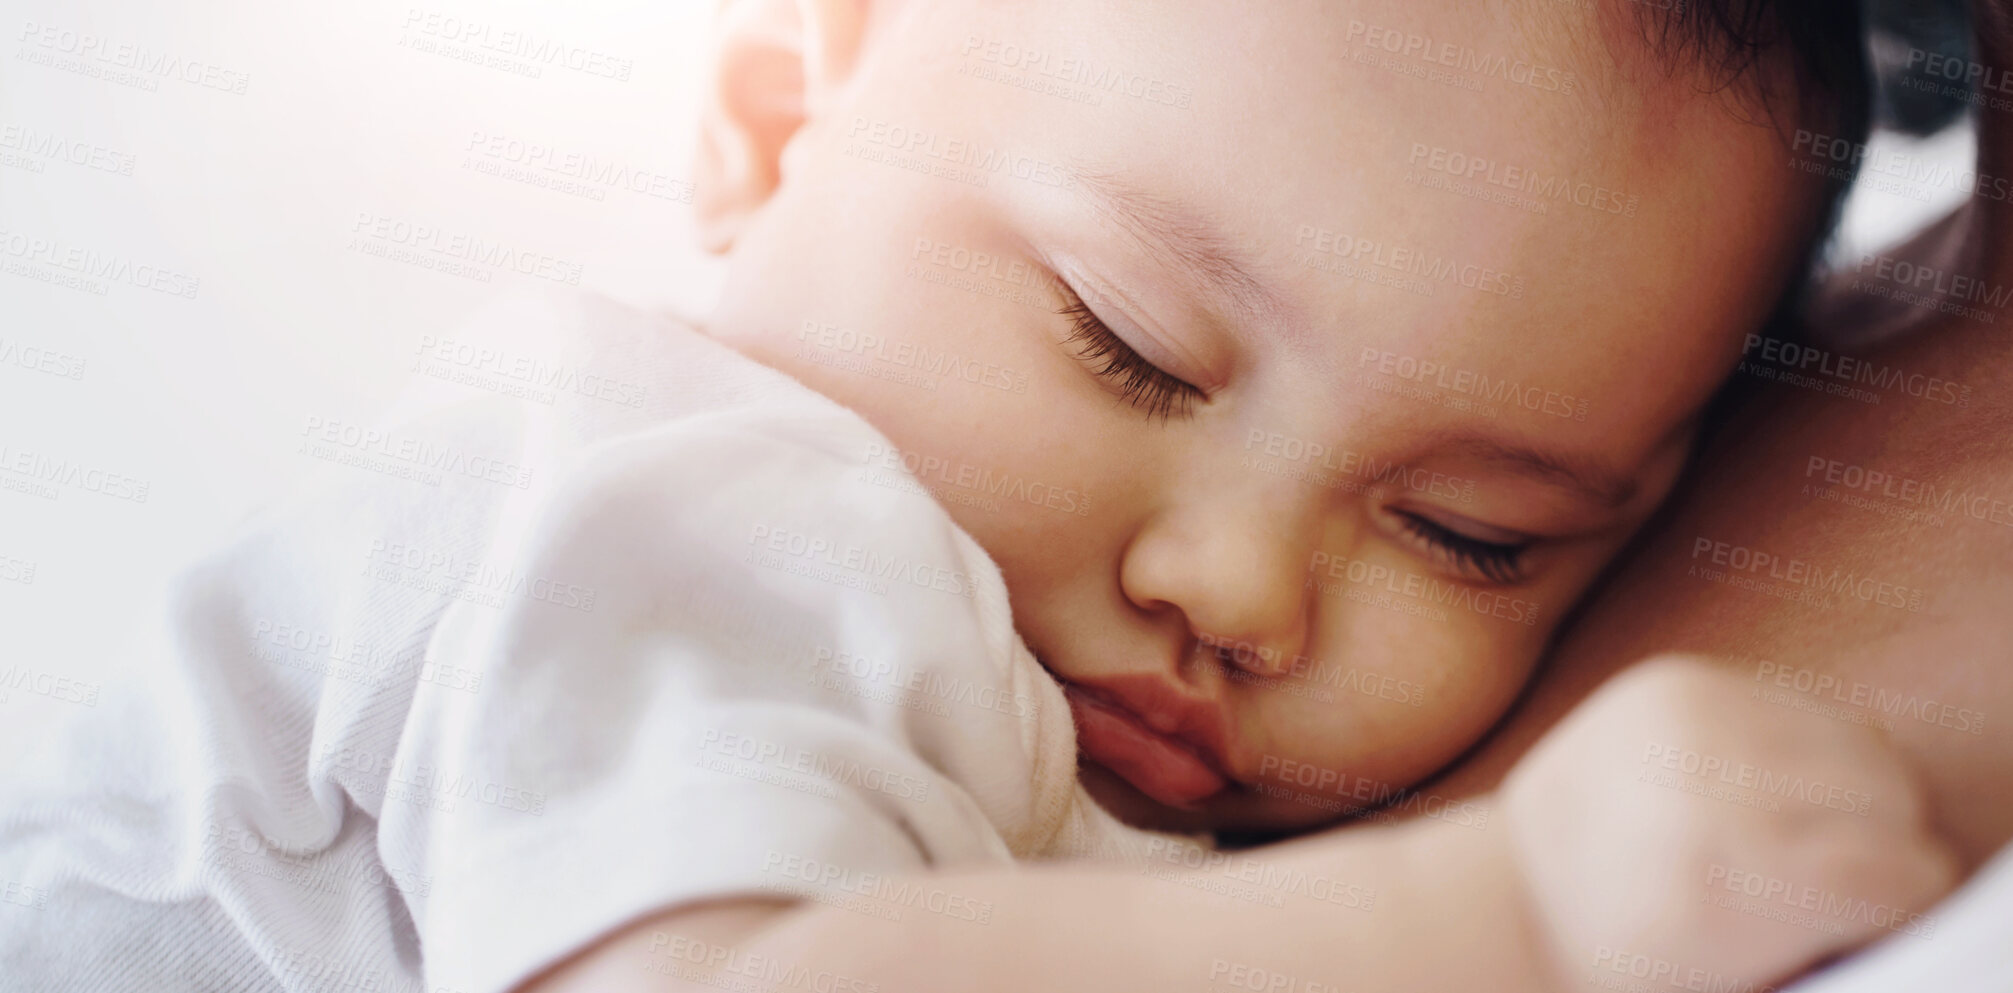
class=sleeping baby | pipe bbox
[0,1,1955,992]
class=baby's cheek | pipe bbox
[1282,613,1546,785]
[1428,617,1548,719]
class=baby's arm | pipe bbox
[523,656,1956,993]
[524,808,1547,993]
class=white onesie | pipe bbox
[0,290,1198,993]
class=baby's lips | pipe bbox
[1064,684,1228,809]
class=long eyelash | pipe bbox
[1398,513,1527,585]
[1058,294,1203,422]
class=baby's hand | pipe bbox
[1500,655,1956,993]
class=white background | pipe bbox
[2,0,718,747]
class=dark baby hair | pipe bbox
[1633,0,1872,141]
[1635,0,1874,279]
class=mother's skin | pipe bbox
[1424,12,2013,872]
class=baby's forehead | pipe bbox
[936,0,1825,130]
[892,1,1832,354]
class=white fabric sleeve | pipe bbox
[1781,838,2013,993]
[376,407,1070,993]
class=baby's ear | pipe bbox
[694,0,872,253]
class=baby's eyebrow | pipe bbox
[1067,167,1285,325]
[1436,433,1639,509]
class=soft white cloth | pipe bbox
[1785,838,2013,993]
[0,290,1193,993]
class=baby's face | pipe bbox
[709,0,1822,832]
